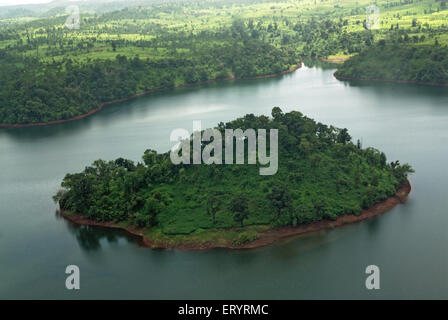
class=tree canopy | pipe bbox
[56,108,413,237]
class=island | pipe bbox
[55,108,413,250]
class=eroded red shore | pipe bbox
[60,180,411,250]
[0,63,301,128]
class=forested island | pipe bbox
[56,108,413,249]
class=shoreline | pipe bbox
[0,63,301,128]
[334,72,448,87]
[60,180,411,250]
[319,57,349,63]
[302,56,349,63]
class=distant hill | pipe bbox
[0,0,168,19]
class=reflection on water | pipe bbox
[67,223,119,252]
[55,211,141,252]
[366,217,381,234]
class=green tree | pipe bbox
[230,194,249,227]
[207,191,223,224]
[268,184,292,221]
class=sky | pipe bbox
[0,0,53,6]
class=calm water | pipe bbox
[1,64,447,299]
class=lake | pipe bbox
[0,63,447,299]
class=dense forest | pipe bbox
[55,108,413,245]
[335,41,448,83]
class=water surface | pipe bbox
[1,64,447,299]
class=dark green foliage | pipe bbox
[268,183,293,225]
[56,108,413,235]
[230,194,250,227]
[336,42,448,83]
